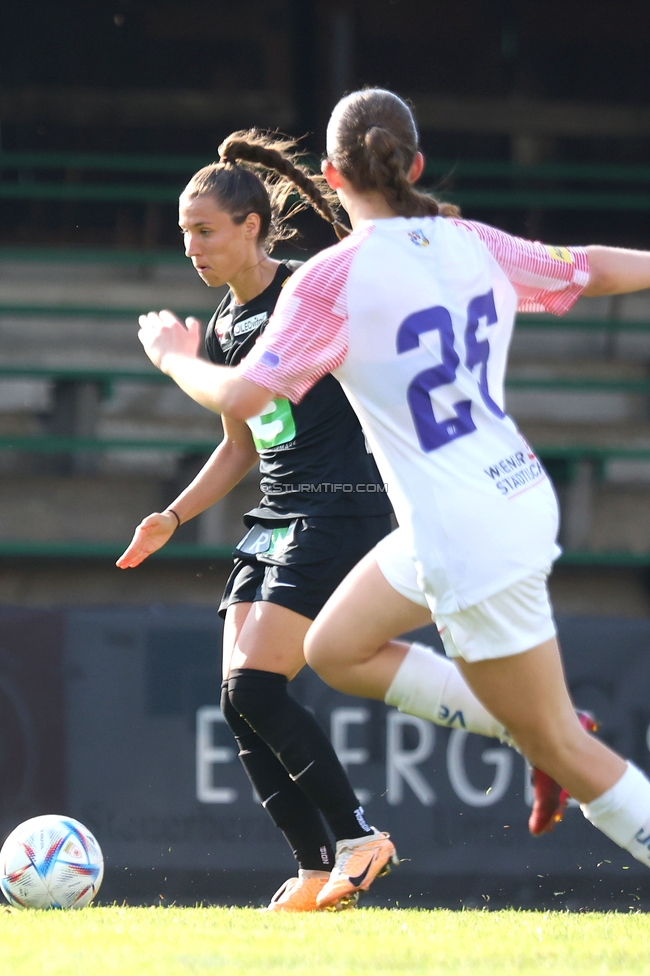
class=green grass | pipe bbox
[2,906,650,976]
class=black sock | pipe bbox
[220,681,333,871]
[228,669,374,842]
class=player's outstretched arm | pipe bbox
[583,245,650,296]
[138,310,273,419]
[116,416,258,569]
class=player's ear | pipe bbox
[243,212,261,239]
[322,158,343,190]
[408,152,425,184]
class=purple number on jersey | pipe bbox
[396,305,474,452]
[465,290,505,419]
[396,291,501,452]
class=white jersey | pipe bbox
[237,216,589,613]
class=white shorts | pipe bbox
[374,527,556,663]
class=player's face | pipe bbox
[179,194,260,288]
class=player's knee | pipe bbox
[227,668,288,732]
[220,678,252,738]
[303,626,336,681]
[221,678,240,725]
[220,678,231,719]
[305,621,377,689]
[510,714,579,769]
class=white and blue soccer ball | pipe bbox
[0,815,104,909]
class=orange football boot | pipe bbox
[316,830,398,909]
[264,870,358,912]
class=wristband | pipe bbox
[166,508,181,528]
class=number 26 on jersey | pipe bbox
[396,289,505,453]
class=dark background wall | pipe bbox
[2,606,650,911]
[3,1,650,147]
[2,0,650,248]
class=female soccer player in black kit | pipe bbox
[120,131,574,911]
[119,133,398,911]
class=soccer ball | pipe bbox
[0,815,104,909]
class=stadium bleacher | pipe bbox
[2,154,650,589]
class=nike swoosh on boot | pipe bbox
[347,855,375,887]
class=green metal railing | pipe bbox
[0,364,167,382]
[3,151,650,210]
[4,182,650,210]
[3,151,650,183]
[2,302,650,336]
[0,150,201,203]
[0,540,646,565]
[0,539,232,560]
[0,246,186,264]
[1,361,649,396]
[516,315,650,332]
[0,435,217,453]
[0,183,182,203]
[0,305,213,319]
[424,160,650,183]
[424,158,650,211]
[506,377,650,393]
[0,432,645,464]
[558,551,650,567]
[0,151,208,172]
[536,445,650,463]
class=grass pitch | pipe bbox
[2,905,650,975]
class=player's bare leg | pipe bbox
[305,551,434,694]
[308,568,650,866]
[528,710,600,836]
[305,551,597,833]
[454,639,623,802]
[451,640,650,868]
[222,599,308,680]
[306,550,507,736]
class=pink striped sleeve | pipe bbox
[236,228,371,402]
[450,219,590,314]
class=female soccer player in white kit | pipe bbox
[137,89,650,909]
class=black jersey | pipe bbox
[204,261,392,520]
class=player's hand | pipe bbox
[116,511,178,569]
[138,310,202,371]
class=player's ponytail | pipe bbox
[182,130,349,251]
[326,88,459,219]
[219,132,350,241]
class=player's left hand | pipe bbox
[138,309,202,371]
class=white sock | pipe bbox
[384,642,509,742]
[337,827,382,851]
[581,761,650,867]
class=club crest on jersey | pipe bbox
[216,313,233,340]
[408,229,430,247]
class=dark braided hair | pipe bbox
[326,88,459,219]
[182,130,349,250]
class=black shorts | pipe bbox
[219,514,392,621]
